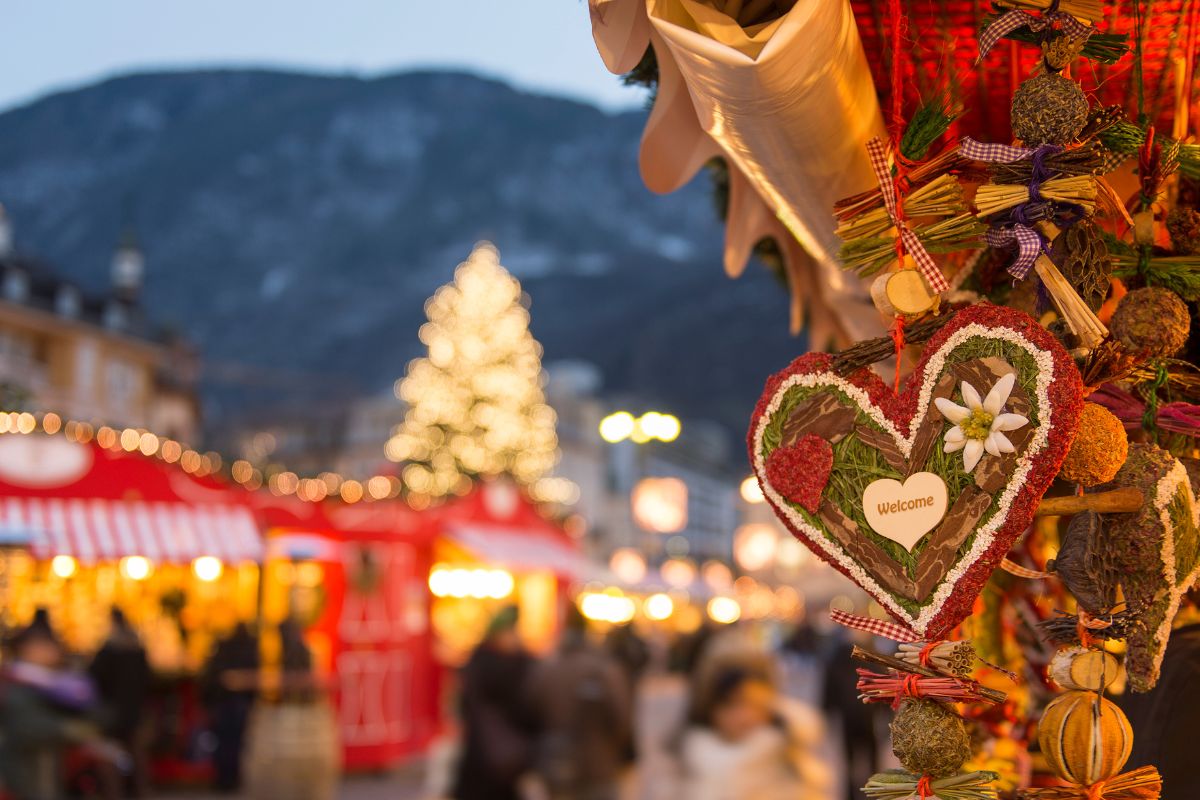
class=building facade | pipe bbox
[0,207,199,442]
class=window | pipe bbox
[105,358,142,413]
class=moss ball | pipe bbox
[890,700,972,778]
[1059,403,1129,486]
[1011,73,1089,146]
[1109,286,1191,357]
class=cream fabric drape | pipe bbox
[588,0,888,345]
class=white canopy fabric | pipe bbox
[0,496,262,564]
[589,0,888,346]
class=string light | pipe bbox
[385,243,559,498]
[0,406,571,513]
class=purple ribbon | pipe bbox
[962,137,1063,279]
[978,4,1095,62]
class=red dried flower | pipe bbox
[765,434,833,513]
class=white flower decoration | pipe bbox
[934,373,1029,474]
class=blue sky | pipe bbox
[2,1,646,112]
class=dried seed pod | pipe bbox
[1048,647,1121,691]
[1109,286,1191,357]
[1048,510,1116,614]
[1050,221,1112,311]
[890,700,972,778]
[1011,73,1090,146]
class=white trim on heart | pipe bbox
[752,323,1057,635]
[1149,460,1200,680]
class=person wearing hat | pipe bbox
[451,606,537,800]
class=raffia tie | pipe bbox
[1020,766,1162,799]
[865,137,950,293]
[917,775,935,799]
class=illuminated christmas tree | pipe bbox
[385,242,559,498]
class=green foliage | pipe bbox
[899,95,960,162]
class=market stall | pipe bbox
[0,431,263,783]
[256,494,439,771]
[426,480,583,660]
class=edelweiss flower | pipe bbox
[934,373,1029,474]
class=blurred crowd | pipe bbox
[0,608,325,800]
[432,607,884,800]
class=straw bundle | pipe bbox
[839,214,985,276]
[974,177,1097,218]
[836,174,967,241]
[864,771,1000,800]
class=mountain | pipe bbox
[0,68,806,447]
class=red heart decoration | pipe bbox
[765,434,833,514]
[748,305,1084,639]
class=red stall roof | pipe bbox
[0,435,260,563]
[430,481,583,577]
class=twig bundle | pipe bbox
[839,215,985,276]
[850,645,1008,703]
[987,143,1107,182]
[836,175,967,241]
[994,0,1104,23]
[974,177,1097,218]
[864,770,1001,800]
[1038,610,1134,646]
[856,668,998,708]
[897,640,977,676]
[831,309,957,374]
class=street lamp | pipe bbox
[598,410,681,444]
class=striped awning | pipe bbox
[446,522,583,576]
[0,497,262,564]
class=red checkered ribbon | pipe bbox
[865,137,950,293]
[1000,557,1052,579]
[978,8,1094,61]
[830,607,919,642]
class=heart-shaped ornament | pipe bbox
[862,472,949,551]
[748,305,1083,639]
[1104,444,1200,692]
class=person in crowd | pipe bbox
[1120,595,1200,799]
[89,607,153,798]
[679,663,833,800]
[201,622,260,793]
[530,605,632,800]
[451,606,537,800]
[604,621,649,768]
[0,611,108,800]
[821,629,879,800]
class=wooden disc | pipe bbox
[870,269,938,317]
[1049,647,1121,691]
